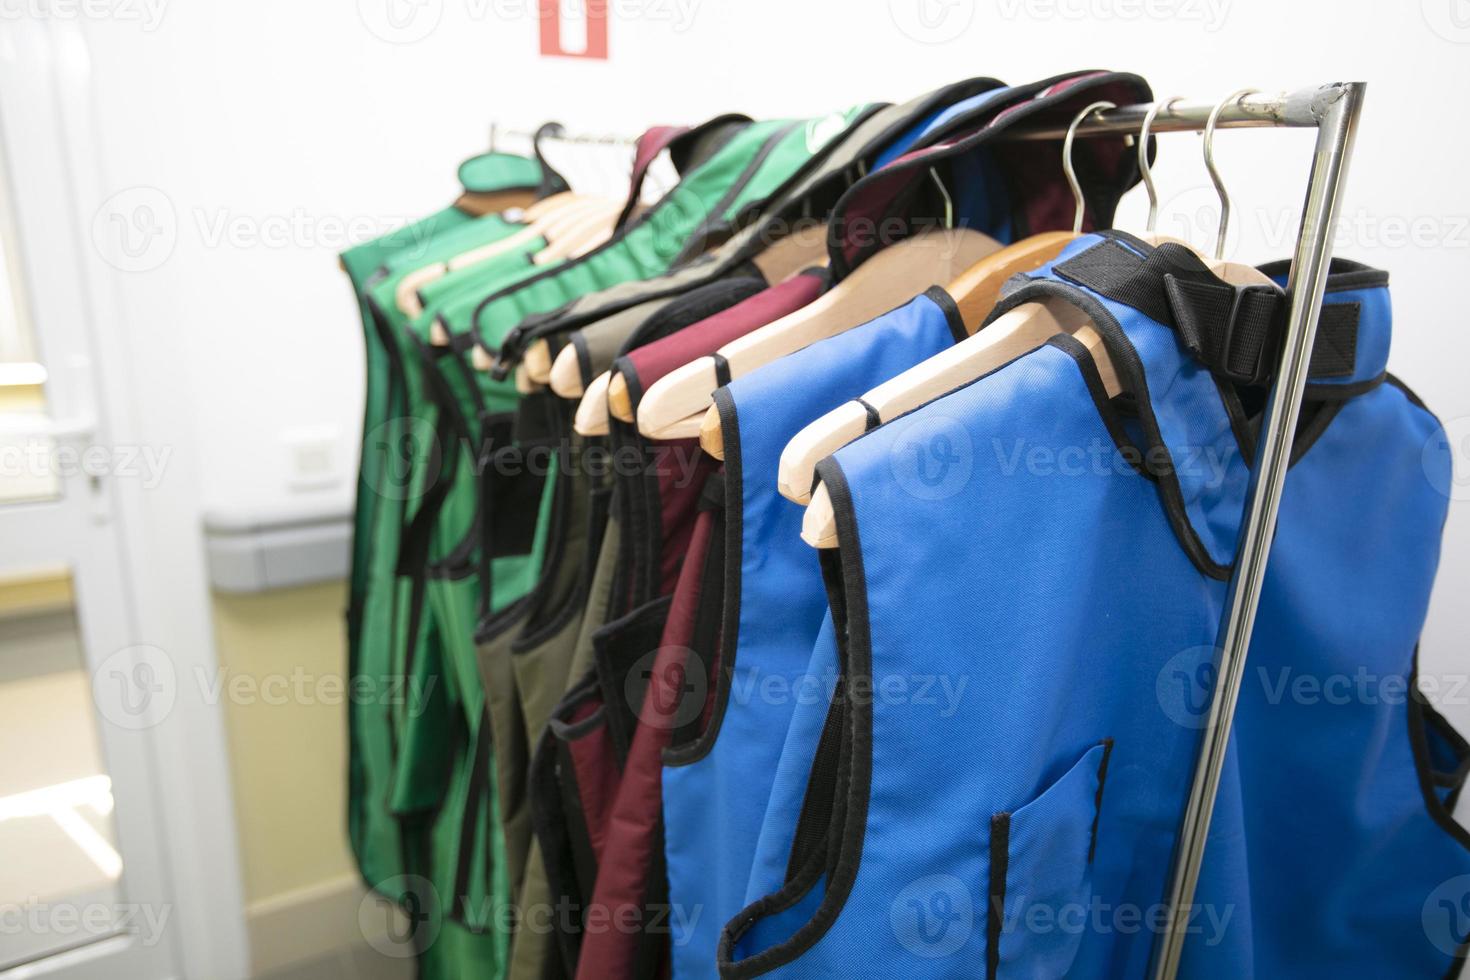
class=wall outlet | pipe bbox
[281,426,340,492]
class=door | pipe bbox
[0,16,179,980]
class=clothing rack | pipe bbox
[1000,82,1366,980]
[489,122,648,200]
[489,121,640,150]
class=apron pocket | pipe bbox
[988,738,1113,980]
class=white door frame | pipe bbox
[0,12,249,980]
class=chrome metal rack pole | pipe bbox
[1002,81,1367,980]
[1148,81,1366,979]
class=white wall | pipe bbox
[75,0,1467,704]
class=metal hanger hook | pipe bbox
[1204,89,1259,260]
[1138,96,1184,233]
[1064,101,1117,234]
[929,167,954,230]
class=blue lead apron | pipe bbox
[1179,259,1470,978]
[662,70,1158,979]
[661,290,970,980]
[719,234,1467,978]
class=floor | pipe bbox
[0,603,124,971]
[253,942,416,980]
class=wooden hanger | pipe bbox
[608,372,636,422]
[639,224,1004,444]
[799,298,1119,546]
[531,200,621,265]
[400,194,598,322]
[793,100,1126,542]
[454,186,540,218]
[769,229,1075,496]
[572,371,613,436]
[747,223,831,285]
[549,345,585,398]
[797,93,1280,546]
[413,196,616,340]
[946,230,1076,328]
[524,340,556,383]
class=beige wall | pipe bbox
[210,580,371,973]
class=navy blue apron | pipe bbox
[718,234,1466,978]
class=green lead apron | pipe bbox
[344,163,556,978]
[430,117,862,980]
[358,115,855,979]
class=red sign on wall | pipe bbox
[539,0,609,59]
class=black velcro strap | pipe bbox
[1306,303,1360,379]
[698,470,726,511]
[711,352,732,387]
[1055,238,1359,386]
[855,398,882,433]
[1163,275,1287,386]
